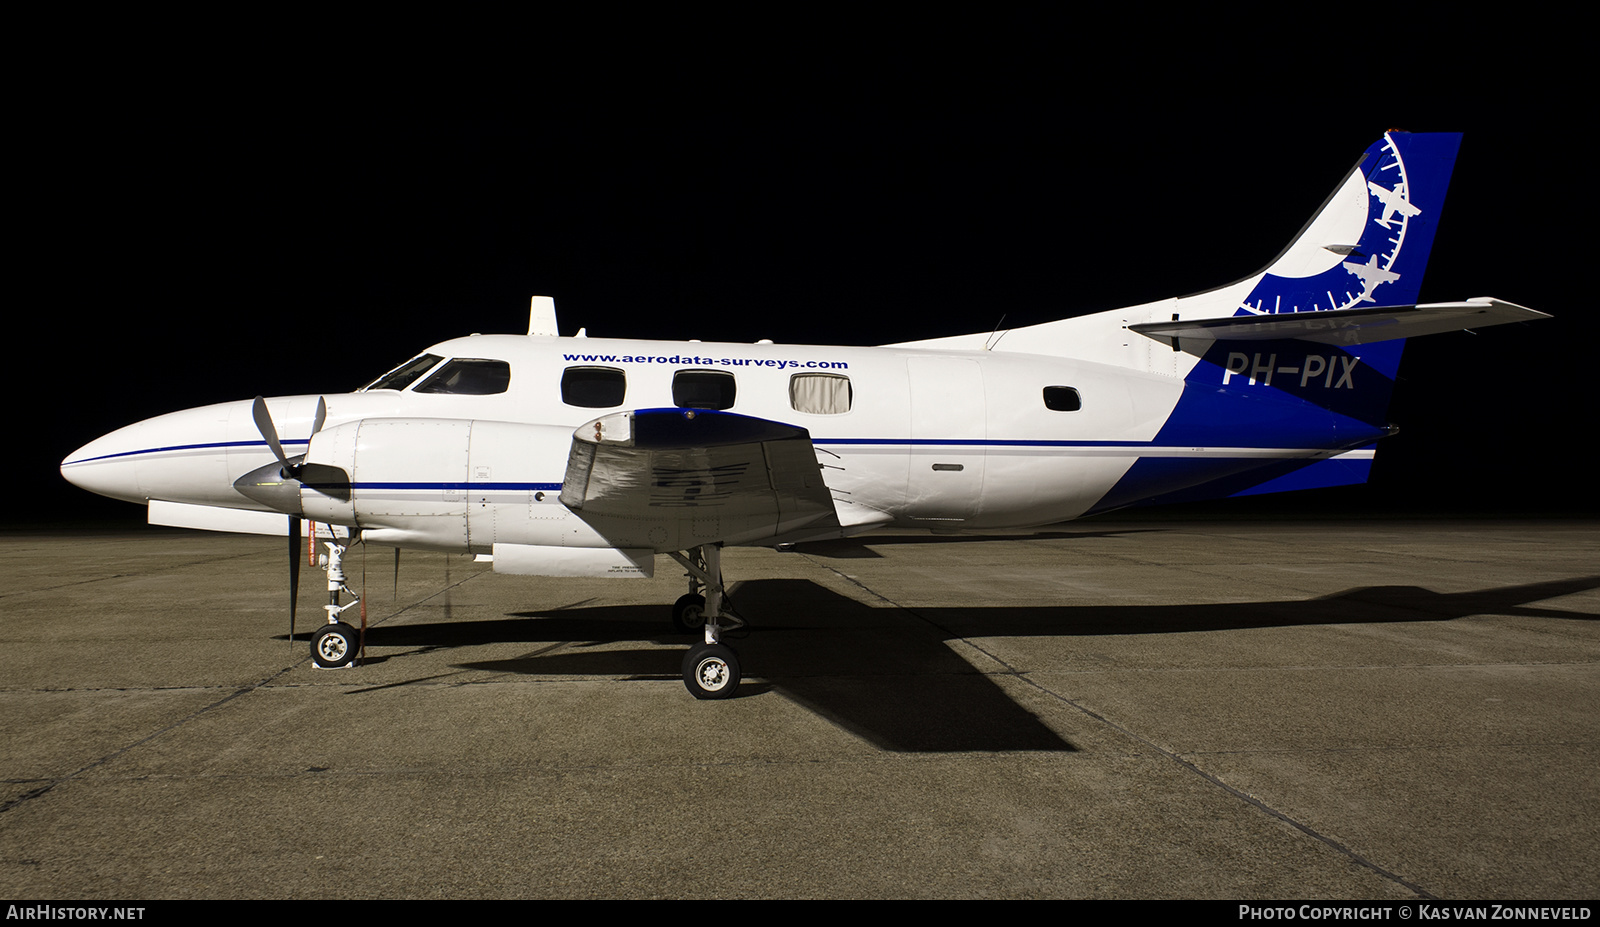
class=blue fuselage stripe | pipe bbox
[815,438,1151,447]
[63,438,307,466]
[65,435,1361,468]
[343,482,563,491]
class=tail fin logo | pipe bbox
[1237,132,1446,316]
[1368,178,1421,228]
[1347,135,1418,304]
[1341,253,1401,304]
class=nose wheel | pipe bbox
[312,622,359,668]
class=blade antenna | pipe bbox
[984,314,1009,351]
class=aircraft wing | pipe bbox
[1129,297,1549,347]
[560,408,841,550]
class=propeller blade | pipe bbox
[288,515,300,647]
[311,396,327,436]
[252,396,288,466]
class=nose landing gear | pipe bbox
[310,538,363,669]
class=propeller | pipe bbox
[251,395,291,471]
[251,395,326,474]
[240,396,330,648]
[288,515,301,645]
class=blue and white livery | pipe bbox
[61,132,1548,698]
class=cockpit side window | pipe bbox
[561,366,627,408]
[415,358,512,395]
[363,354,443,391]
[672,370,737,410]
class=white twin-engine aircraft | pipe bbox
[61,132,1547,699]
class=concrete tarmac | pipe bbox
[1,518,1596,899]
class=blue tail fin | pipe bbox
[1185,131,1461,428]
[1091,132,1464,512]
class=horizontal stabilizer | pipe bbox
[1129,298,1548,347]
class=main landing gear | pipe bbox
[666,544,744,699]
[310,539,362,669]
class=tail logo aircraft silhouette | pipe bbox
[61,132,1548,698]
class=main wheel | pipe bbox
[682,643,740,699]
[312,622,358,668]
[671,593,707,634]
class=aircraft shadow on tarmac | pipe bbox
[348,573,1600,754]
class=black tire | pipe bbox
[682,643,740,699]
[671,593,707,634]
[312,622,358,668]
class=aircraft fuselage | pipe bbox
[62,332,1382,556]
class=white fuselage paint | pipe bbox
[65,331,1288,554]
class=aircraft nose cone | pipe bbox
[58,400,246,508]
[60,429,147,505]
[60,396,336,511]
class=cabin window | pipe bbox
[1043,386,1081,411]
[561,366,627,408]
[363,354,442,391]
[415,358,511,395]
[673,370,737,410]
[789,373,852,414]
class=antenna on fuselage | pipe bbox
[984,314,1008,351]
[528,295,559,337]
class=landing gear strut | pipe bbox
[311,539,362,669]
[666,544,744,699]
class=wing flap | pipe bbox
[560,409,840,550]
[1129,297,1549,347]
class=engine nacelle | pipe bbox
[300,418,619,557]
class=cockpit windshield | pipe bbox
[361,354,443,391]
[414,358,511,395]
